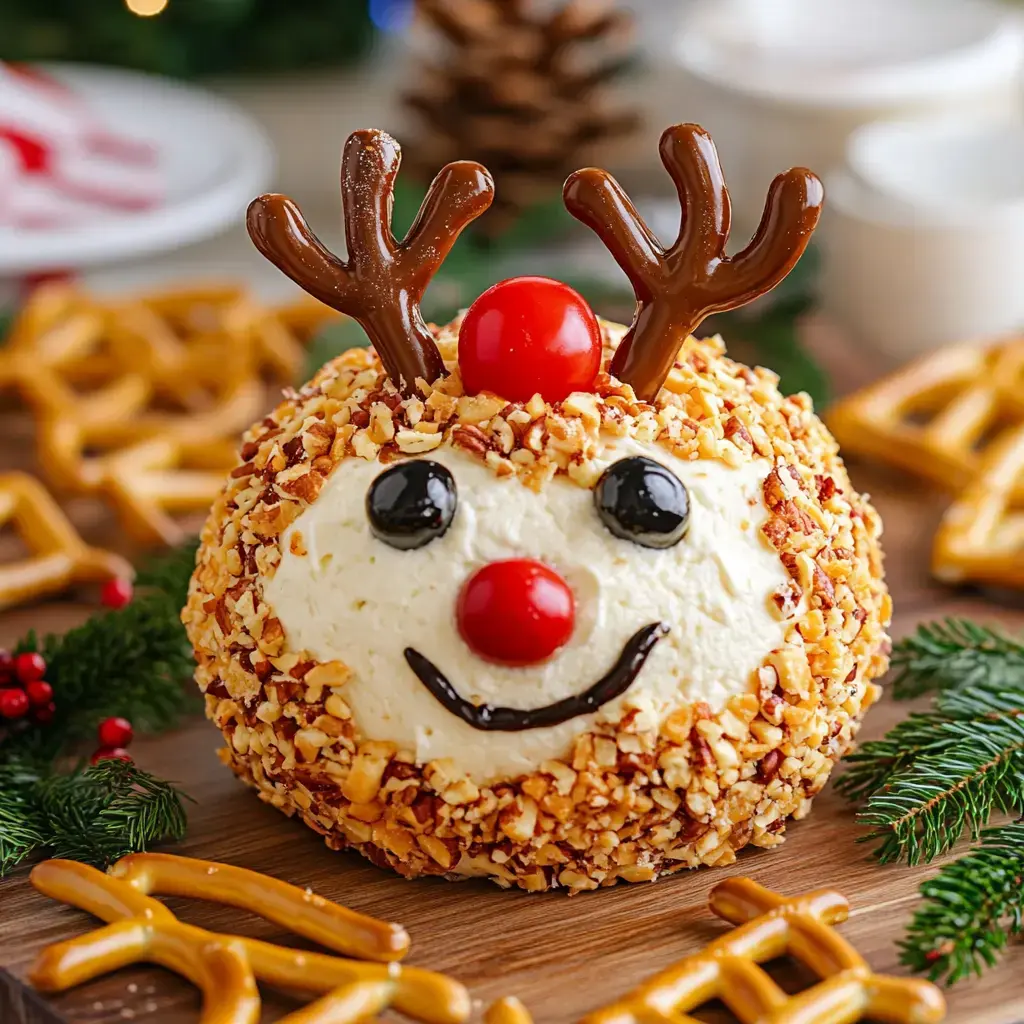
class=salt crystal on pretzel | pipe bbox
[29,855,469,1024]
[0,471,130,609]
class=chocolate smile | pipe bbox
[404,622,669,732]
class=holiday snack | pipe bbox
[828,335,1024,589]
[0,62,161,229]
[29,853,469,1024]
[827,336,1024,496]
[0,282,339,546]
[184,124,890,892]
[932,430,1024,589]
[0,471,129,610]
[583,877,945,1024]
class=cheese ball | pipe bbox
[183,317,889,892]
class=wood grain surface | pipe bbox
[0,316,1021,1023]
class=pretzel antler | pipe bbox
[247,129,494,395]
[564,124,823,402]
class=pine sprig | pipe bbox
[901,823,1024,984]
[0,541,199,876]
[889,619,1024,699]
[36,761,190,868]
[841,616,1024,982]
[836,677,1024,803]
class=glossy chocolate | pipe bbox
[404,621,668,731]
[246,129,494,396]
[563,123,823,402]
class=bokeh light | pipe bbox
[124,0,168,16]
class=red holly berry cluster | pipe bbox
[0,650,56,723]
[91,716,134,765]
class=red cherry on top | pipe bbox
[0,649,13,684]
[458,276,602,403]
[457,558,575,667]
[97,715,134,749]
[15,651,46,684]
[91,747,132,765]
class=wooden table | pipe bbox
[1,317,1021,1023]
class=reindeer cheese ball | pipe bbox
[184,126,890,892]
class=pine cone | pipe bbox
[403,0,640,238]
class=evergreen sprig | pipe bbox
[0,541,199,877]
[901,823,1024,983]
[840,617,1024,982]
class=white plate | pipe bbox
[0,63,274,274]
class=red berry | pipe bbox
[33,701,56,724]
[15,651,46,684]
[0,688,30,719]
[91,747,132,765]
[25,680,53,706]
[457,558,575,666]
[97,715,134,748]
[0,649,13,684]
[458,277,602,403]
[100,577,134,609]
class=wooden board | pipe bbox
[1,317,1022,1023]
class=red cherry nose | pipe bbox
[457,559,575,667]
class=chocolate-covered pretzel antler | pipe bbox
[248,129,494,395]
[563,124,823,402]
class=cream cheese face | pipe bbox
[266,439,797,784]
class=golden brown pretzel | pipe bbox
[827,335,1024,499]
[0,472,131,610]
[582,877,946,1024]
[932,427,1024,588]
[29,855,469,1024]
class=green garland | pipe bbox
[838,619,1024,983]
[4,0,375,78]
[0,541,199,877]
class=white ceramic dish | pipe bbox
[673,0,1024,231]
[0,63,274,275]
[820,118,1024,358]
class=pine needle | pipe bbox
[0,541,199,877]
[901,823,1024,984]
[841,616,1024,983]
[36,761,190,868]
[889,618,1024,700]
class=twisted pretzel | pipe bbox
[29,855,469,1024]
[583,878,946,1024]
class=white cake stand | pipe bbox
[0,63,275,276]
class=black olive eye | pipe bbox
[366,460,457,550]
[594,456,690,549]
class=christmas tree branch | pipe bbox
[841,617,1024,982]
[901,823,1024,984]
[0,541,199,877]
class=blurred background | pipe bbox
[3,0,1024,400]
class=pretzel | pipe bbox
[827,336,1024,497]
[484,997,534,1024]
[29,854,470,1024]
[563,123,823,402]
[0,471,130,610]
[247,128,495,395]
[932,427,1024,588]
[582,877,945,1024]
